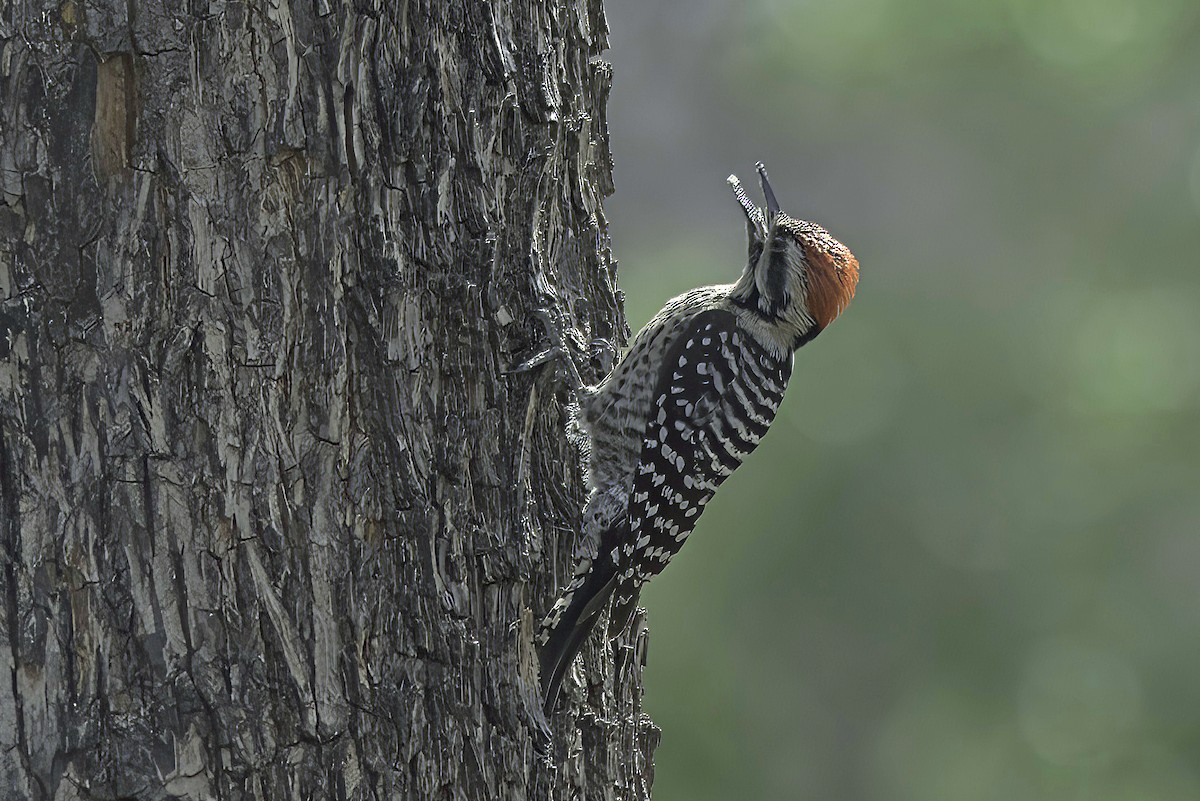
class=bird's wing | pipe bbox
[606,308,792,637]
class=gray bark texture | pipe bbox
[0,1,658,799]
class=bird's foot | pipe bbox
[510,307,589,394]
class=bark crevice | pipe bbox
[0,1,658,799]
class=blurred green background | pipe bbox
[600,0,1200,798]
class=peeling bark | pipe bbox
[0,2,657,799]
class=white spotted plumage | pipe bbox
[535,164,859,712]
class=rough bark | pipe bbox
[0,2,657,799]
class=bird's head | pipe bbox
[728,163,859,350]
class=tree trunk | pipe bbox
[0,2,657,799]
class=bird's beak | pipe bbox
[756,162,781,221]
[727,173,767,239]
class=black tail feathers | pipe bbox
[605,586,642,640]
[537,559,618,713]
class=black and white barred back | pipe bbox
[606,308,791,633]
[536,307,791,710]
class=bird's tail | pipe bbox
[536,553,619,713]
[606,585,642,640]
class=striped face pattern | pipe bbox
[605,308,792,636]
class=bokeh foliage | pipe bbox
[602,0,1200,798]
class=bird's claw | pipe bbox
[509,307,586,393]
[589,337,616,378]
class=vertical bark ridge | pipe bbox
[0,0,658,798]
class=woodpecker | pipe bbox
[534,163,859,711]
